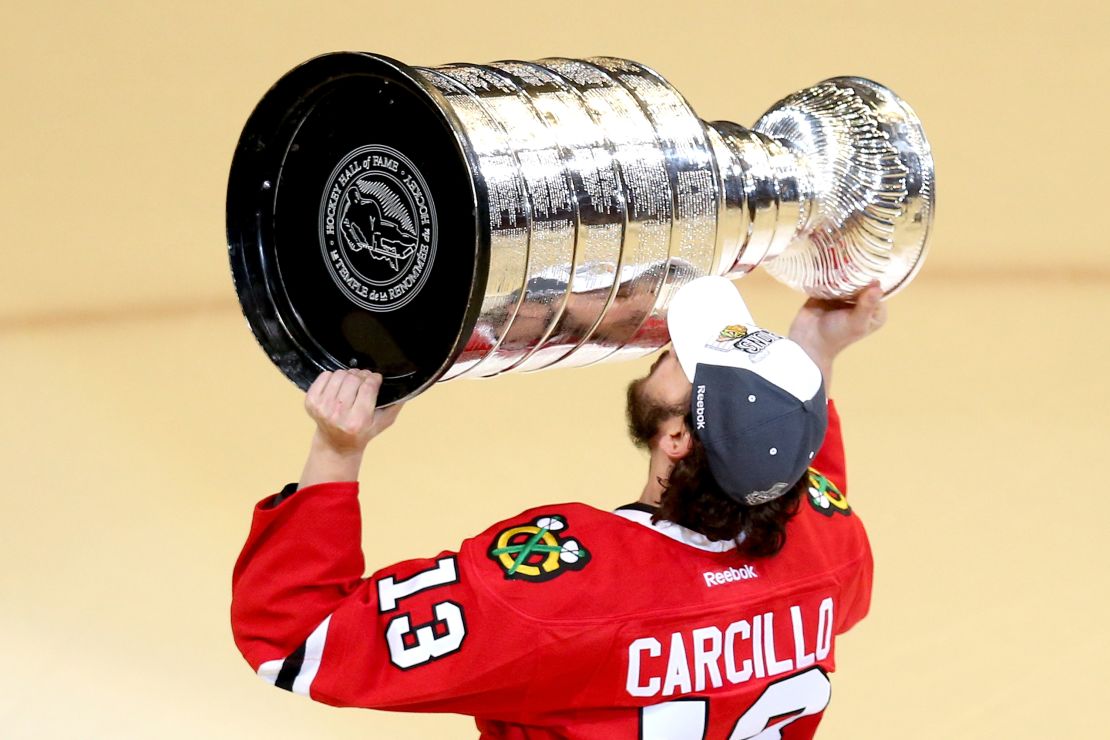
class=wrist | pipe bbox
[310,430,367,460]
[790,333,832,365]
[792,340,835,391]
[299,431,366,489]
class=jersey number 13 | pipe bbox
[377,557,467,669]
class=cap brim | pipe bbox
[667,276,755,382]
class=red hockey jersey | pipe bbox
[232,401,871,738]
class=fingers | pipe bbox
[352,371,384,417]
[858,282,883,306]
[310,370,357,419]
[305,370,333,420]
[306,370,332,404]
[334,370,366,410]
[305,369,382,420]
[321,368,351,402]
[350,375,405,441]
[853,282,887,335]
[302,368,401,455]
[869,301,889,332]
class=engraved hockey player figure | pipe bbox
[339,182,418,273]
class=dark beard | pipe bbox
[625,375,687,449]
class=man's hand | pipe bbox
[787,282,888,389]
[305,369,402,453]
[298,370,403,489]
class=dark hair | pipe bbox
[656,428,804,556]
[626,378,804,557]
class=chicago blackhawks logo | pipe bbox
[488,515,590,582]
[318,144,437,312]
[716,324,750,342]
[805,468,851,516]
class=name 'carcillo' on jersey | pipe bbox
[626,596,835,699]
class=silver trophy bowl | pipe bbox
[227,53,934,404]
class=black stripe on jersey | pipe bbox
[263,482,299,510]
[615,502,656,514]
[274,641,307,692]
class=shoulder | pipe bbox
[456,502,680,620]
[778,465,872,577]
[799,466,854,519]
[465,501,642,582]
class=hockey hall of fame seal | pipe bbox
[318,144,438,312]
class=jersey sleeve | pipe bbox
[230,482,554,716]
[811,399,846,495]
[808,400,873,634]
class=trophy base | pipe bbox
[227,53,488,404]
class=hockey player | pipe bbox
[231,276,887,738]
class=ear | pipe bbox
[656,415,693,461]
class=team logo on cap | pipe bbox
[805,468,852,516]
[716,325,751,342]
[711,324,783,356]
[319,144,437,313]
[488,515,590,582]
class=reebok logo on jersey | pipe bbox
[703,564,758,588]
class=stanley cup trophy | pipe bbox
[227,53,934,405]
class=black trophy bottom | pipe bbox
[227,53,487,405]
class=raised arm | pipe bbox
[298,369,403,489]
[787,282,888,494]
[786,281,888,393]
[231,371,555,716]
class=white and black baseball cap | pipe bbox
[667,276,828,506]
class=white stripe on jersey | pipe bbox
[255,614,332,697]
[292,614,331,696]
[257,659,282,685]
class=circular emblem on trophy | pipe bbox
[318,144,437,312]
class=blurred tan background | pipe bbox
[1,0,1107,737]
